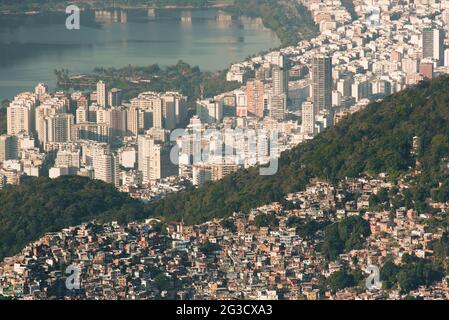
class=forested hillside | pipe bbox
[0,176,148,259]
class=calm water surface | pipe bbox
[0,9,279,100]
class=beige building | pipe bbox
[7,94,38,136]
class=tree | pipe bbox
[322,217,370,260]
[199,242,221,255]
[253,214,279,228]
[327,270,355,291]
[221,220,237,233]
[0,176,149,259]
[380,260,400,289]
[154,273,171,291]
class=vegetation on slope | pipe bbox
[321,216,371,260]
[380,254,445,293]
[148,76,449,224]
[0,176,149,259]
[225,0,319,47]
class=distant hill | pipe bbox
[148,76,449,223]
[0,176,149,259]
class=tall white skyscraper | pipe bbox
[127,105,140,136]
[138,134,175,183]
[138,135,156,184]
[97,80,107,107]
[93,152,119,187]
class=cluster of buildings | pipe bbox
[227,0,449,137]
[2,166,449,300]
[0,82,190,199]
[0,77,307,195]
[6,0,449,196]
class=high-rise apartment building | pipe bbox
[131,92,163,129]
[162,94,177,130]
[76,105,89,123]
[130,91,186,130]
[196,99,223,124]
[73,122,110,143]
[108,106,127,140]
[246,79,265,118]
[127,105,140,136]
[422,26,445,66]
[36,105,60,145]
[138,135,176,183]
[272,65,288,97]
[170,92,188,126]
[55,150,80,169]
[97,80,107,107]
[271,60,289,121]
[7,94,37,136]
[312,54,332,112]
[302,100,316,136]
[44,113,74,144]
[108,88,122,107]
[138,135,156,184]
[0,135,18,163]
[270,94,286,121]
[93,152,119,187]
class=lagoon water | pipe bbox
[0,9,279,100]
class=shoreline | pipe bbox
[0,3,232,16]
[0,1,310,47]
[0,6,284,101]
[0,1,319,101]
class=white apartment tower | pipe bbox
[97,80,107,107]
[94,152,119,187]
[138,135,156,183]
[7,95,37,136]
